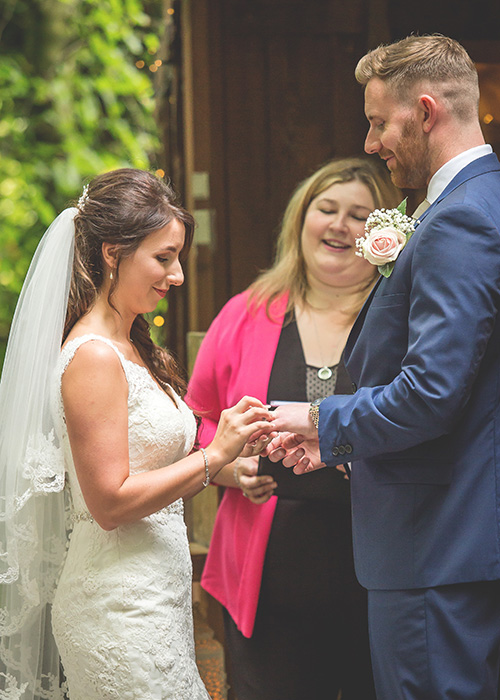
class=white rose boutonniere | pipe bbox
[356,199,415,278]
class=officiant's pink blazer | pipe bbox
[186,290,288,637]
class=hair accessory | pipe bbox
[77,184,89,210]
[200,447,210,487]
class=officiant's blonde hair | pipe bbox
[355,34,479,123]
[248,157,400,317]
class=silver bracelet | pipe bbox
[233,459,243,489]
[201,448,210,487]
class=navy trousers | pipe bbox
[368,581,500,699]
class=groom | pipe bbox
[270,35,500,699]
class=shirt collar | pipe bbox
[427,144,493,204]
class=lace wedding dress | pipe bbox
[51,335,210,700]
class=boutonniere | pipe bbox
[356,199,415,278]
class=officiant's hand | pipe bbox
[264,432,326,474]
[233,457,277,504]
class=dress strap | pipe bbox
[59,334,128,378]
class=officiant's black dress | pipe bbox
[223,315,376,700]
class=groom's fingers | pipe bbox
[279,433,306,450]
[267,446,286,462]
[281,448,305,468]
[292,455,311,474]
[266,432,307,465]
[294,458,327,475]
[261,433,284,458]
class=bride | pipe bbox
[0,168,274,700]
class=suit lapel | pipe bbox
[344,276,383,361]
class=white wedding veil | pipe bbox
[0,208,76,699]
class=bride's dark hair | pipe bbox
[65,168,195,396]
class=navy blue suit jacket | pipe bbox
[318,153,500,590]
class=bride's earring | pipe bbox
[110,271,113,281]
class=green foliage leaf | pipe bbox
[378,262,396,278]
[396,198,408,215]
[0,0,165,366]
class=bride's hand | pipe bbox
[208,396,274,467]
[240,431,276,458]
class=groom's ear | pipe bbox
[101,242,120,270]
[418,94,438,133]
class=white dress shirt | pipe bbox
[426,144,493,204]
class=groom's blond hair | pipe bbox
[355,34,479,123]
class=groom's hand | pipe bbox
[264,432,326,474]
[271,402,316,438]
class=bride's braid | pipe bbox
[130,314,187,396]
[65,168,194,396]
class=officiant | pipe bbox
[187,157,400,700]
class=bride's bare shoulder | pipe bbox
[62,336,124,386]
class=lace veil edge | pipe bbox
[0,208,76,699]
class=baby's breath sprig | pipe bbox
[365,200,415,237]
